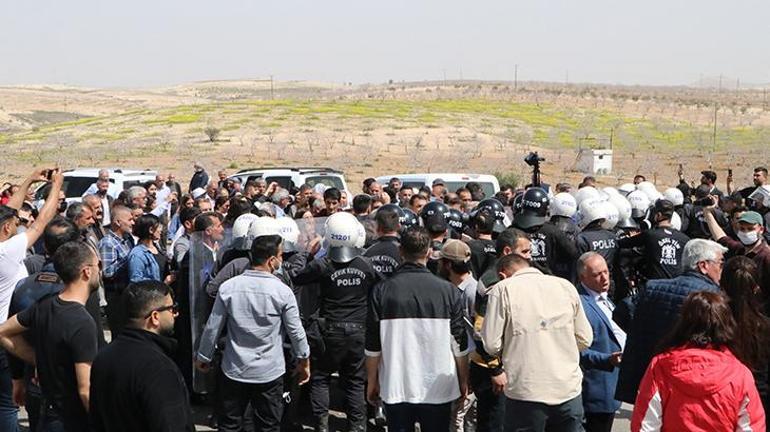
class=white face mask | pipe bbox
[737,230,760,246]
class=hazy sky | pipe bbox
[1,0,767,88]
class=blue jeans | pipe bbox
[384,402,452,432]
[0,350,19,432]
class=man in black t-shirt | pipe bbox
[0,241,100,432]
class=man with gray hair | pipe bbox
[615,238,725,404]
[189,162,209,193]
[83,169,119,199]
[271,188,291,217]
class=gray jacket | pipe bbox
[197,269,309,384]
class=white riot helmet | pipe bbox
[601,200,620,230]
[627,190,652,219]
[574,186,600,207]
[607,193,632,221]
[275,217,300,253]
[602,187,620,197]
[324,212,364,263]
[578,198,608,229]
[636,181,662,202]
[248,216,281,239]
[549,193,577,218]
[354,221,367,249]
[618,183,636,197]
[663,188,684,207]
[671,211,682,231]
[231,213,259,251]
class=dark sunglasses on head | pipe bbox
[145,302,179,318]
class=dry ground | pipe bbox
[2,79,770,191]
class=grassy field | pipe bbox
[1,81,769,188]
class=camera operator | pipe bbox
[681,185,729,239]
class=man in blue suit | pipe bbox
[576,252,625,432]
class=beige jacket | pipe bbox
[481,267,592,405]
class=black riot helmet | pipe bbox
[420,201,450,233]
[474,198,506,233]
[376,204,406,224]
[447,208,467,238]
[401,208,419,230]
[515,187,549,230]
[511,192,525,216]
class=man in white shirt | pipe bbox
[83,169,120,199]
[0,168,63,430]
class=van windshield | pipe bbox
[444,181,496,199]
[305,176,344,190]
[49,176,99,199]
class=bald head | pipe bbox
[578,252,610,293]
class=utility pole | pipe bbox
[442,69,447,86]
[270,75,274,100]
[514,64,518,91]
[712,102,718,153]
[609,127,614,150]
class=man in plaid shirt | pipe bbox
[98,205,135,335]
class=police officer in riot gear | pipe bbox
[474,198,507,235]
[447,208,467,240]
[575,198,619,282]
[513,187,578,278]
[466,208,498,278]
[547,192,579,242]
[618,199,690,282]
[401,208,419,231]
[364,205,402,278]
[292,212,380,432]
[420,201,451,274]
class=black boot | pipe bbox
[314,415,329,432]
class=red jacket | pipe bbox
[632,346,765,432]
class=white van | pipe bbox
[35,168,158,204]
[229,167,351,196]
[376,173,500,198]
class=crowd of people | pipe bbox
[0,162,769,432]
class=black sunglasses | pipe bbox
[145,302,179,318]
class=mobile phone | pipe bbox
[45,169,53,181]
[728,168,733,177]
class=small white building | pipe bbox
[576,149,613,175]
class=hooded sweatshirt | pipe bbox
[631,346,765,432]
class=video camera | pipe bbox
[524,152,545,187]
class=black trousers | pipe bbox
[583,412,614,432]
[217,372,284,432]
[310,322,366,428]
[384,402,452,432]
[469,362,506,432]
[104,289,127,336]
[504,396,584,432]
